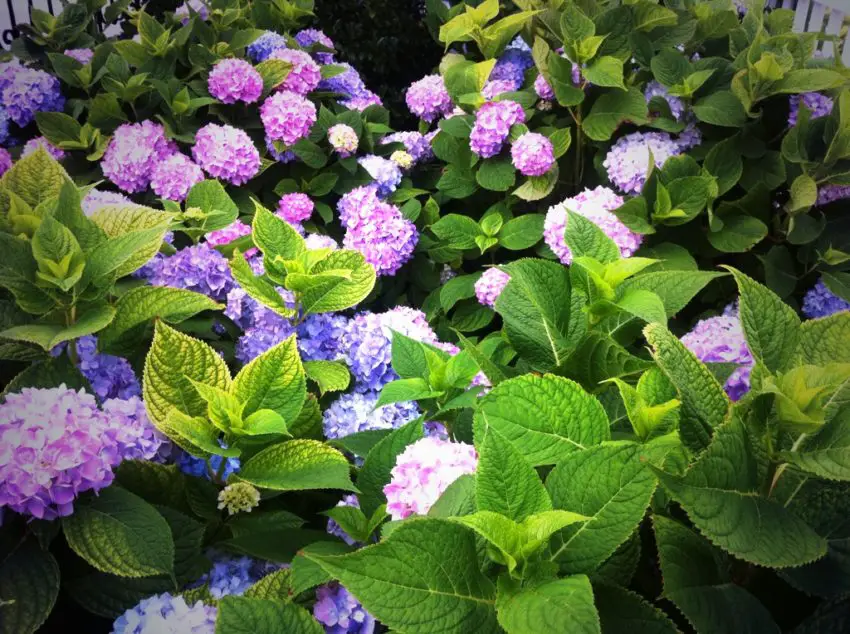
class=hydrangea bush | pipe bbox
[1,1,850,633]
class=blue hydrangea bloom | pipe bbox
[802,279,850,319]
[189,552,281,599]
[323,391,421,440]
[247,31,288,62]
[178,452,241,481]
[0,106,9,145]
[297,313,349,362]
[71,335,141,402]
[111,592,217,633]
[319,63,367,98]
[1,66,65,127]
[314,583,375,634]
[358,155,402,198]
[489,47,533,89]
[145,243,235,302]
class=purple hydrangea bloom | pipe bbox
[297,313,349,361]
[175,0,209,24]
[0,106,8,144]
[82,189,134,215]
[192,123,260,185]
[341,191,417,275]
[789,92,833,127]
[0,65,64,127]
[406,74,453,122]
[482,79,519,99]
[534,74,554,100]
[802,279,850,318]
[475,268,511,308]
[295,28,335,63]
[676,122,702,151]
[22,136,65,160]
[469,100,525,158]
[191,552,281,599]
[319,63,367,98]
[66,335,141,401]
[489,47,533,88]
[102,121,177,193]
[268,48,321,96]
[277,192,314,223]
[314,583,376,634]
[511,132,555,176]
[340,91,382,112]
[681,304,753,401]
[151,153,204,201]
[247,31,287,62]
[265,135,297,163]
[440,265,457,284]
[328,124,359,157]
[235,307,296,364]
[178,452,241,481]
[603,131,683,195]
[357,155,402,197]
[305,233,339,250]
[644,80,685,120]
[0,148,10,176]
[64,48,94,65]
[112,593,217,634]
[342,307,438,391]
[260,90,317,146]
[544,186,640,265]
[208,58,263,105]
[101,396,164,463]
[323,391,421,439]
[384,437,478,520]
[381,131,432,164]
[817,184,850,206]
[147,243,234,302]
[205,220,254,256]
[327,494,361,545]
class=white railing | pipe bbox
[769,0,850,63]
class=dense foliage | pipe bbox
[1,0,849,632]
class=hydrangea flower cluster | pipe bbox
[235,309,295,364]
[260,90,317,146]
[0,64,64,127]
[146,243,234,302]
[295,28,335,63]
[482,79,517,99]
[323,391,421,439]
[338,186,417,276]
[64,48,94,65]
[178,452,241,481]
[475,268,511,308]
[268,48,322,95]
[342,306,439,391]
[82,189,134,215]
[64,335,141,401]
[102,121,177,193]
[488,46,533,90]
[534,74,554,100]
[802,279,850,319]
[217,482,261,515]
[788,92,833,127]
[296,313,349,361]
[151,152,205,201]
[328,123,359,157]
[384,437,478,520]
[382,131,433,164]
[314,583,376,634]
[192,552,279,598]
[816,184,850,206]
[208,58,263,104]
[469,100,525,158]
[603,131,683,195]
[305,233,339,251]
[277,192,314,223]
[406,74,454,122]
[192,123,260,185]
[205,219,253,249]
[22,136,65,160]
[680,304,753,401]
[175,0,209,24]
[247,31,288,62]
[511,132,555,176]
[0,148,12,176]
[358,155,403,197]
[0,106,8,145]
[544,186,640,265]
[340,91,383,112]
[644,80,685,120]
[0,386,159,520]
[112,593,217,634]
[320,63,367,98]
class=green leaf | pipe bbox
[0,147,71,208]
[304,360,350,395]
[62,487,175,578]
[496,576,599,634]
[35,111,83,146]
[789,174,818,212]
[560,3,595,41]
[693,91,748,126]
[229,253,294,318]
[256,59,292,93]
[772,69,846,94]
[726,267,800,373]
[498,215,544,251]
[512,165,559,201]
[243,569,293,601]
[651,49,691,87]
[494,259,572,370]
[564,211,620,264]
[707,215,768,253]
[216,597,324,634]
[377,378,442,407]
[2,354,89,399]
[476,158,516,192]
[632,2,677,31]
[358,418,424,517]
[239,439,356,492]
[307,519,498,634]
[799,312,850,366]
[546,443,658,574]
[476,427,551,522]
[475,374,609,466]
[703,137,743,196]
[298,250,376,315]
[89,204,172,274]
[253,203,306,263]
[432,214,485,250]
[0,543,60,634]
[779,409,850,481]
[614,289,667,325]
[292,138,328,169]
[437,164,479,199]
[233,334,305,423]
[582,56,625,90]
[1,303,116,352]
[619,271,723,317]
[583,88,648,141]
[593,584,677,634]
[655,418,828,568]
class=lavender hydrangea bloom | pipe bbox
[644,80,685,120]
[235,316,296,364]
[406,74,453,122]
[64,48,94,65]
[82,189,134,215]
[676,122,703,151]
[295,28,335,63]
[147,243,234,302]
[603,131,683,195]
[297,313,349,361]
[192,123,259,185]
[469,100,525,158]
[817,184,850,206]
[482,79,519,99]
[342,194,417,276]
[358,155,402,197]
[247,31,287,62]
[440,265,457,284]
[305,233,339,251]
[151,153,204,201]
[802,279,850,318]
[22,136,65,160]
[534,74,554,100]
[327,495,361,545]
[102,120,177,193]
[0,65,64,127]
[475,268,511,308]
[681,304,753,401]
[340,91,382,112]
[789,92,833,127]
[314,583,376,634]
[268,49,322,95]
[544,186,641,265]
[384,437,478,520]
[260,90,317,146]
[277,192,314,223]
[205,220,254,257]
[208,59,263,105]
[101,396,164,463]
[319,63,367,98]
[178,452,241,481]
[342,307,438,391]
[0,148,12,176]
[191,552,280,599]
[511,132,555,176]
[323,391,421,439]
[489,47,533,88]
[175,0,209,24]
[112,593,217,634]
[66,335,141,401]
[264,135,296,163]
[328,124,359,157]
[0,106,8,144]
[381,131,433,164]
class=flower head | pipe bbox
[544,186,640,265]
[0,148,10,176]
[789,92,833,127]
[277,192,314,223]
[260,90,317,146]
[469,100,525,158]
[644,80,685,120]
[102,121,177,193]
[192,123,260,185]
[314,583,376,634]
[147,243,234,302]
[205,219,252,250]
[340,90,382,112]
[295,29,335,63]
[406,74,453,122]
[328,123,359,157]
[489,47,533,88]
[381,131,432,164]
[111,593,217,633]
[208,58,263,104]
[603,131,683,195]
[440,265,457,284]
[320,63,367,98]
[802,279,850,319]
[0,65,64,127]
[151,153,204,201]
[101,396,164,463]
[305,233,339,251]
[482,79,518,99]
[342,194,417,275]
[247,31,287,62]
[534,74,554,100]
[175,0,209,24]
[22,136,65,160]
[268,48,322,95]
[190,552,280,599]
[817,184,850,206]
[178,452,241,481]
[82,189,134,215]
[323,391,421,439]
[64,48,94,65]
[384,437,478,520]
[475,268,511,308]
[64,335,141,401]
[296,313,349,361]
[358,155,402,197]
[217,482,261,515]
[235,313,296,364]
[511,132,554,176]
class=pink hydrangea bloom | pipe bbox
[603,131,683,195]
[277,192,314,223]
[328,123,358,157]
[511,132,554,176]
[207,58,263,104]
[475,268,511,308]
[534,74,554,100]
[0,148,11,176]
[470,100,525,158]
[192,123,259,185]
[268,48,321,95]
[151,152,204,201]
[260,90,317,146]
[22,136,65,160]
[101,120,177,193]
[64,48,94,65]
[205,219,252,248]
[405,74,453,122]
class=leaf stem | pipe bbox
[66,307,79,366]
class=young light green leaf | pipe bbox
[304,360,350,395]
[376,378,443,408]
[0,146,71,207]
[799,312,850,366]
[496,576,599,634]
[185,179,239,232]
[89,205,172,275]
[233,334,305,424]
[252,203,306,262]
[779,409,850,481]
[299,250,376,315]
[238,439,356,492]
[229,252,295,318]
[619,271,724,317]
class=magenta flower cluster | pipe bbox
[268,48,322,95]
[475,268,511,308]
[406,74,454,122]
[208,58,263,104]
[277,192,314,223]
[22,136,65,160]
[470,100,525,158]
[151,152,204,201]
[101,120,177,193]
[192,123,260,185]
[511,132,555,176]
[260,90,317,147]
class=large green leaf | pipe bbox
[0,543,60,634]
[216,597,323,634]
[185,179,239,232]
[239,439,356,492]
[0,146,71,207]
[692,91,748,126]
[475,374,609,466]
[593,584,677,634]
[564,211,620,264]
[582,88,648,141]
[297,250,376,315]
[0,303,116,351]
[621,271,724,317]
[90,205,172,275]
[307,519,499,634]
[252,204,306,262]
[779,409,850,481]
[233,334,305,423]
[496,576,600,634]
[799,311,850,366]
